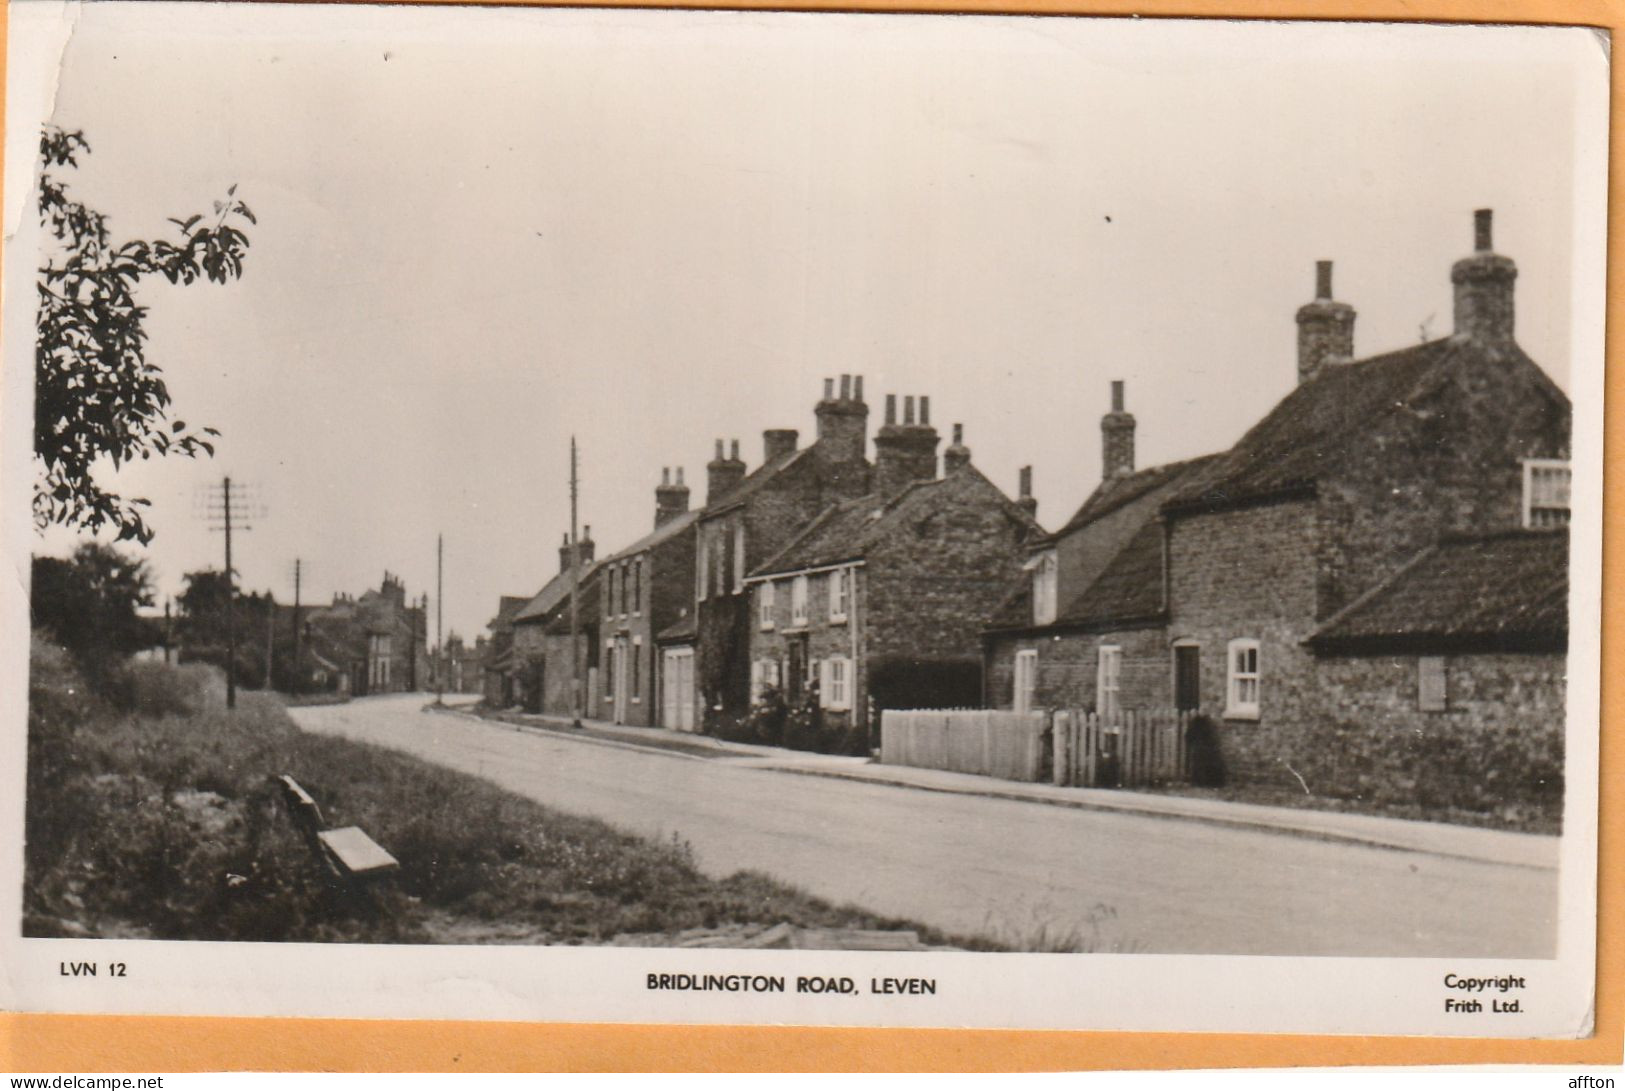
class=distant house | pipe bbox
[595,471,699,727]
[481,594,532,706]
[746,405,1043,747]
[510,529,601,716]
[985,210,1570,805]
[302,573,429,696]
[431,632,485,695]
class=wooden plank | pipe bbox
[318,826,399,877]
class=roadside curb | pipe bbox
[432,703,1556,873]
[748,763,1557,872]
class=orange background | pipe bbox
[1,0,1619,1071]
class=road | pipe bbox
[291,694,1558,956]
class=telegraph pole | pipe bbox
[569,436,582,725]
[436,533,445,706]
[291,559,302,695]
[223,477,237,710]
[199,475,262,711]
[264,593,274,690]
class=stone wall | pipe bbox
[1301,651,1565,825]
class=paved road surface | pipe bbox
[291,695,1557,956]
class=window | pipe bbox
[1097,645,1122,718]
[1013,649,1038,714]
[1523,459,1570,528]
[829,568,849,622]
[759,582,776,630]
[1225,639,1260,720]
[633,559,643,616]
[1030,551,1059,626]
[604,643,615,698]
[632,637,642,699]
[791,575,809,626]
[697,540,709,601]
[751,658,781,704]
[821,657,851,711]
[1418,656,1447,712]
[733,524,747,594]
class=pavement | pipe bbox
[443,700,1558,872]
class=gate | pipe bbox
[1052,708,1197,788]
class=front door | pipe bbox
[612,638,631,724]
[1013,649,1037,714]
[1174,644,1201,711]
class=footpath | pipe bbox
[436,700,1558,872]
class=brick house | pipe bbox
[985,210,1571,800]
[510,529,601,715]
[301,573,429,696]
[593,469,699,727]
[746,401,1044,745]
[481,594,531,706]
[677,375,877,732]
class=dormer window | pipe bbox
[1028,550,1059,626]
[1523,459,1571,528]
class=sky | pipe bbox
[6,2,1604,643]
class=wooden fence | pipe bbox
[1052,708,1197,788]
[879,709,1048,782]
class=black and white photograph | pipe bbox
[0,1,1606,1036]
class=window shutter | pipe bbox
[1418,657,1448,711]
[818,658,831,708]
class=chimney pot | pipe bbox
[853,375,864,402]
[1452,208,1516,343]
[904,395,916,425]
[714,439,724,460]
[1111,380,1125,413]
[676,466,684,484]
[920,396,930,426]
[1020,465,1033,498]
[662,467,670,485]
[1296,262,1356,382]
[730,438,740,461]
[885,394,897,425]
[823,377,834,401]
[953,423,963,445]
[840,374,852,400]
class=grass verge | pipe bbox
[25,638,996,947]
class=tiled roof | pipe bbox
[541,576,601,636]
[1309,529,1568,653]
[656,611,698,643]
[596,509,701,566]
[486,595,530,632]
[514,561,603,625]
[1054,519,1166,627]
[748,465,1042,579]
[1044,454,1221,544]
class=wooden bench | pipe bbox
[276,774,399,883]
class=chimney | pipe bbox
[813,373,870,482]
[1017,464,1038,520]
[763,429,799,463]
[579,525,595,566]
[943,422,972,473]
[655,465,690,527]
[873,392,940,497]
[1295,259,1356,383]
[1101,380,1136,482]
[707,438,747,503]
[1452,208,1517,344]
[557,532,573,574]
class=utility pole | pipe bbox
[199,475,261,711]
[291,558,302,696]
[569,436,582,726]
[436,533,445,706]
[264,594,274,690]
[163,599,173,665]
[223,477,236,710]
